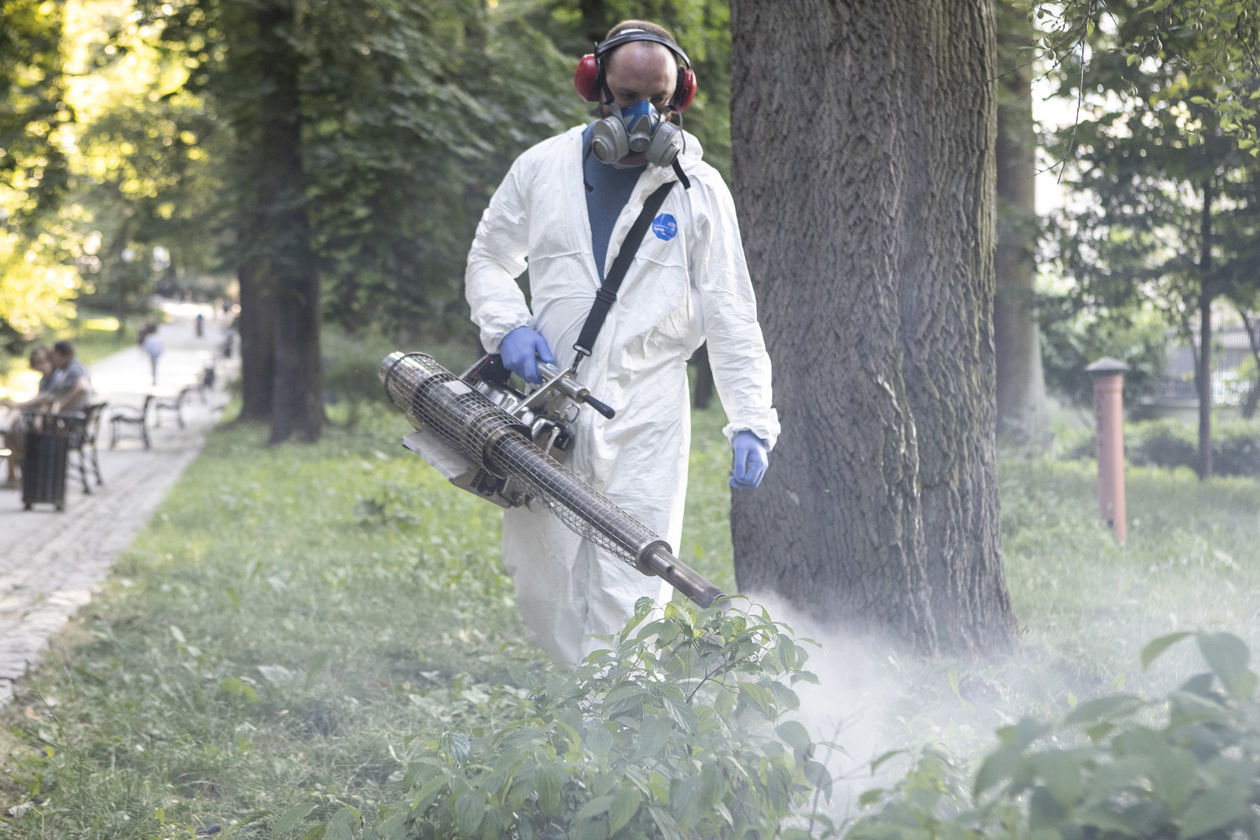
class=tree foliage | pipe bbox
[0,0,72,230]
[0,0,76,350]
[1030,0,1260,148]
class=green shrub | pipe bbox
[1215,419,1260,476]
[321,328,407,408]
[1049,424,1096,461]
[1126,419,1198,471]
[1053,418,1260,477]
[320,330,481,427]
[849,631,1260,839]
[352,599,837,840]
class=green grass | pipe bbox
[0,400,1257,837]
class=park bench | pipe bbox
[153,386,191,430]
[67,401,107,493]
[109,394,155,450]
[109,363,219,449]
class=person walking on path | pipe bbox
[139,322,164,386]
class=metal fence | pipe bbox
[1151,324,1258,406]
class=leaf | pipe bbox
[1140,632,1193,669]
[1063,694,1144,728]
[454,790,484,837]
[1031,750,1082,807]
[636,716,673,759]
[272,802,316,836]
[440,731,473,765]
[609,785,642,835]
[775,720,812,754]
[535,764,563,815]
[582,721,613,762]
[1195,632,1256,700]
[737,683,773,717]
[1177,785,1249,838]
[323,807,358,840]
[973,745,1022,797]
[870,749,906,775]
[574,793,613,824]
[804,758,833,799]
[699,760,725,809]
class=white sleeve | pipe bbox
[690,177,781,449]
[465,158,534,352]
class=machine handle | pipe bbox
[535,361,617,419]
[582,395,616,419]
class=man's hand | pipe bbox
[729,430,769,489]
[499,326,555,384]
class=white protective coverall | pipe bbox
[465,124,780,665]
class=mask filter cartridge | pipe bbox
[591,100,682,167]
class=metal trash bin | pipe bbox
[21,414,75,512]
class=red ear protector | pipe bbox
[574,29,697,112]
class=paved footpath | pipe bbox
[0,300,238,704]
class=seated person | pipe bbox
[41,339,94,414]
[1,346,56,484]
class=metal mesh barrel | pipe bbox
[380,352,722,607]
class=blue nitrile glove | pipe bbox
[499,326,555,384]
[729,430,769,489]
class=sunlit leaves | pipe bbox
[0,229,79,338]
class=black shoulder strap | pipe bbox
[572,180,676,370]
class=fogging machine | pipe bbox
[379,351,723,607]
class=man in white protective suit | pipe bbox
[465,19,780,665]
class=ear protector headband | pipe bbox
[573,29,698,112]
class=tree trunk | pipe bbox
[237,251,274,422]
[256,0,322,444]
[994,2,1047,448]
[729,0,1014,656]
[1196,297,1213,479]
[1196,180,1213,479]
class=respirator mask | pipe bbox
[590,99,683,167]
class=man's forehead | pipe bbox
[605,40,675,69]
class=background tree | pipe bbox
[1043,2,1260,479]
[994,0,1049,447]
[0,0,76,354]
[729,0,1015,655]
[135,0,598,439]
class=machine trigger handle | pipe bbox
[583,395,616,419]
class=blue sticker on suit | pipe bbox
[651,213,678,241]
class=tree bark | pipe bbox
[729,0,1014,656]
[994,2,1047,448]
[236,251,274,422]
[255,0,322,444]
[1196,179,1213,479]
